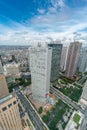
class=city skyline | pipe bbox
[0,0,87,45]
[0,36,87,130]
[0,1,87,130]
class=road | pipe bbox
[16,90,47,130]
[78,75,87,84]
[50,86,84,114]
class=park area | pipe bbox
[42,100,73,130]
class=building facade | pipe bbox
[5,63,20,78]
[61,46,68,71]
[80,107,87,130]
[0,94,23,130]
[81,80,87,101]
[0,74,9,98]
[48,43,62,81]
[79,47,87,73]
[29,45,52,103]
[65,41,82,78]
[0,60,3,74]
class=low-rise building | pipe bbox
[65,111,84,130]
[5,63,21,78]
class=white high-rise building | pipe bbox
[61,46,68,71]
[0,60,3,74]
[29,45,52,103]
[79,48,87,73]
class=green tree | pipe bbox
[38,106,43,114]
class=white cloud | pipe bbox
[51,0,65,8]
[37,8,45,14]
[58,0,65,7]
[0,0,87,45]
[0,18,87,45]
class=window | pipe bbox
[13,101,16,105]
[2,107,7,111]
[8,103,12,108]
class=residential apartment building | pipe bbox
[65,41,82,78]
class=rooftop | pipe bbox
[5,62,19,67]
[73,113,81,126]
[65,111,84,130]
[0,94,13,104]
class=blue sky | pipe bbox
[0,0,87,45]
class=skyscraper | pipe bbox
[61,46,68,71]
[29,45,52,103]
[0,94,23,130]
[65,41,82,78]
[0,74,9,98]
[0,60,3,74]
[79,47,87,73]
[81,80,87,101]
[48,43,62,81]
